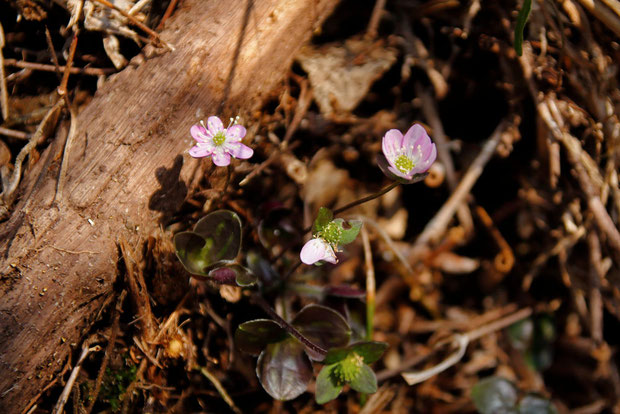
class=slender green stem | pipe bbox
[333,181,399,215]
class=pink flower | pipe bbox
[382,124,437,180]
[189,116,253,166]
[300,238,338,265]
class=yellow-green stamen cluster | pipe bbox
[213,131,227,146]
[333,352,364,383]
[319,221,342,246]
[395,154,415,174]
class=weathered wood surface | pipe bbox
[0,0,339,411]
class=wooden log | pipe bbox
[0,0,339,411]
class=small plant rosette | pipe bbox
[315,341,388,404]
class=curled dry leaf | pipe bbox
[297,38,397,115]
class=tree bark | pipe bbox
[0,0,339,411]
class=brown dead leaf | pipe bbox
[297,38,397,115]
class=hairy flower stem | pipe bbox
[333,181,399,215]
[250,293,327,358]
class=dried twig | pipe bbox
[0,127,30,140]
[3,59,116,76]
[409,119,511,261]
[401,307,532,385]
[51,343,101,414]
[0,99,63,217]
[85,291,126,414]
[361,227,376,340]
[91,0,175,50]
[0,22,8,121]
[419,87,474,234]
[199,367,242,414]
[366,0,387,39]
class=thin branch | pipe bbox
[410,119,510,260]
[51,344,101,414]
[199,367,242,414]
[3,59,116,75]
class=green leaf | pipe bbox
[235,319,288,356]
[349,364,377,394]
[507,318,534,352]
[315,364,343,404]
[514,0,533,56]
[257,339,312,401]
[313,207,334,235]
[338,220,362,245]
[174,231,213,276]
[471,376,518,414]
[518,394,558,414]
[322,347,351,365]
[174,210,242,276]
[292,304,351,358]
[193,210,242,261]
[350,341,388,364]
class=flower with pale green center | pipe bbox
[300,238,337,265]
[189,116,253,166]
[381,123,437,180]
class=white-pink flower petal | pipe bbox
[381,129,403,162]
[206,116,224,135]
[189,144,213,158]
[230,143,253,159]
[190,124,209,143]
[226,125,246,142]
[300,238,337,265]
[212,150,231,166]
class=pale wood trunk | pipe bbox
[0,0,339,411]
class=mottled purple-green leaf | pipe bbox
[193,210,242,261]
[292,304,351,357]
[471,376,518,414]
[235,319,287,356]
[315,364,343,404]
[349,363,377,394]
[256,338,312,401]
[174,210,242,276]
[174,231,212,275]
